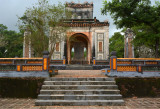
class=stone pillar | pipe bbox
[124,28,134,58]
[43,51,49,71]
[110,51,117,71]
[23,30,31,58]
[92,31,95,59]
[64,41,67,60]
[92,45,95,59]
[67,40,71,64]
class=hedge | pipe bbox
[0,77,160,98]
[115,78,160,98]
[0,77,45,98]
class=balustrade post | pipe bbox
[138,65,142,73]
[93,57,96,65]
[110,51,117,72]
[43,51,49,71]
[17,65,21,72]
[63,56,66,65]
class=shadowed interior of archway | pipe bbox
[69,34,89,64]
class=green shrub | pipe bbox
[0,77,45,98]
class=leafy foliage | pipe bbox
[18,0,71,58]
[102,0,160,57]
[0,24,23,58]
[109,32,124,58]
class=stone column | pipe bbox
[64,41,67,60]
[23,30,31,58]
[124,28,134,58]
[92,30,95,59]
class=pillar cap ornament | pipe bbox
[111,51,117,56]
[43,51,49,55]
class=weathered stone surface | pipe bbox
[35,77,124,106]
[44,81,115,85]
[35,100,124,106]
[0,71,49,78]
[107,71,160,77]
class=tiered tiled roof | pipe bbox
[61,18,109,27]
[66,1,93,8]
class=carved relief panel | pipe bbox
[97,33,104,59]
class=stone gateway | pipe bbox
[23,2,109,65]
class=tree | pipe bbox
[18,0,71,58]
[0,24,23,58]
[101,0,160,57]
[109,32,124,58]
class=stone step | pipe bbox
[44,81,116,85]
[36,77,124,106]
[41,85,118,90]
[35,100,125,106]
[38,94,122,100]
[45,77,114,81]
[40,90,120,95]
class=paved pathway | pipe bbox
[0,98,160,109]
[55,70,106,77]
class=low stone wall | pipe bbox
[0,71,49,78]
[106,71,160,77]
[0,58,43,72]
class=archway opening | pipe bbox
[68,33,89,64]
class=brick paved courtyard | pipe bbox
[0,98,160,109]
[55,70,106,77]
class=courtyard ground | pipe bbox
[0,98,160,109]
[1,70,160,108]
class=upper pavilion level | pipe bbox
[65,2,93,19]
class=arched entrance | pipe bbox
[67,33,90,64]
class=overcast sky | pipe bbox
[0,0,156,37]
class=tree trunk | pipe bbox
[49,46,55,61]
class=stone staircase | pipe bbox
[35,77,124,106]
